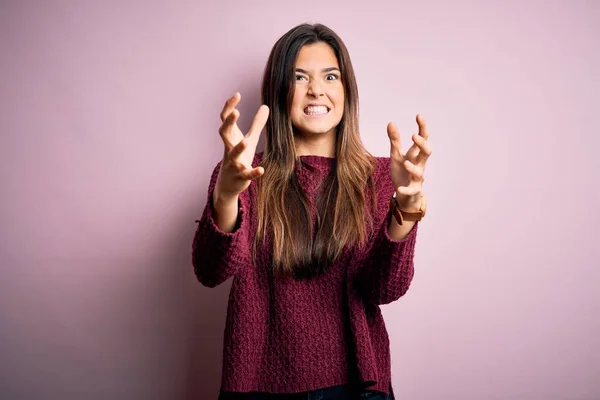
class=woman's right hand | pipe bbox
[214,93,269,201]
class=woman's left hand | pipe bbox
[387,114,432,210]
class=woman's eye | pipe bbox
[295,75,308,81]
[326,74,339,81]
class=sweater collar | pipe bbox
[297,155,335,169]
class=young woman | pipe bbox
[193,23,431,400]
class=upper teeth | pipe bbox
[305,106,328,115]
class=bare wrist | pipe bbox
[213,190,239,208]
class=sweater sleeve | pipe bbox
[191,161,253,288]
[358,157,419,305]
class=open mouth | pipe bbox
[303,105,330,116]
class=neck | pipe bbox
[294,130,336,157]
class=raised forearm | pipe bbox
[212,190,240,233]
[387,217,416,241]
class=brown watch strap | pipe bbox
[389,196,426,225]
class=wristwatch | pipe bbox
[389,192,427,225]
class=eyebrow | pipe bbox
[295,67,341,74]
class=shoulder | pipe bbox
[372,156,391,183]
[371,156,395,200]
[254,152,264,167]
[373,156,390,170]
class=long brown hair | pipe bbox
[256,23,376,279]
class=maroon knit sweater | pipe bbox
[192,154,418,396]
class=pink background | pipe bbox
[1,1,599,399]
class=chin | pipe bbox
[302,119,340,134]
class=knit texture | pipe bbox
[192,153,418,396]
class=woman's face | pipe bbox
[290,42,345,141]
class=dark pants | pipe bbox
[218,384,394,400]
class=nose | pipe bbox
[307,80,325,97]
